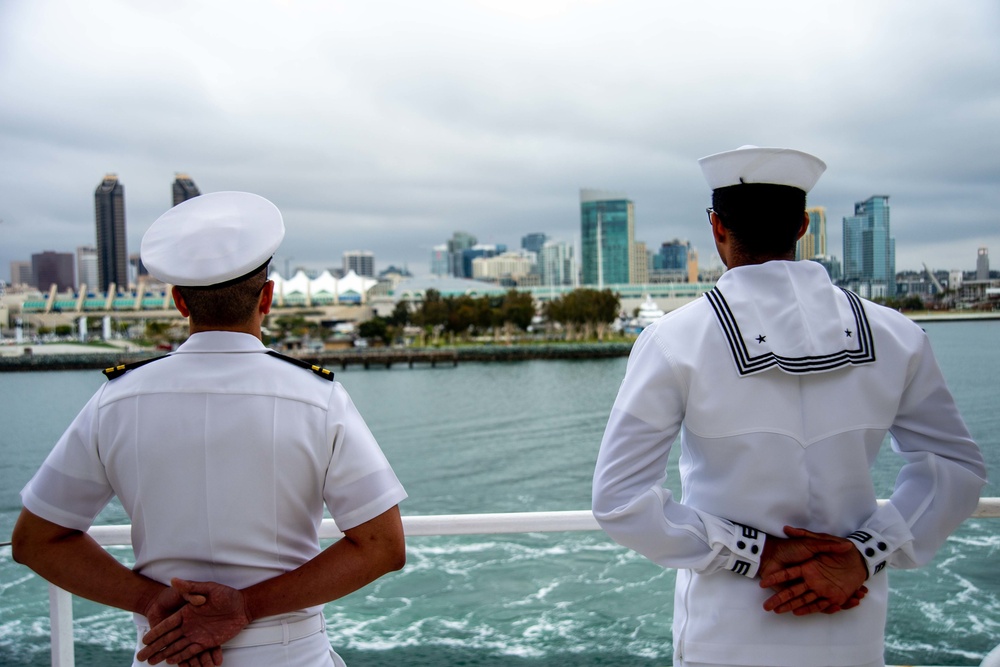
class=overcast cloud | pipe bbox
[1,0,998,282]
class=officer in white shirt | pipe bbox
[592,147,986,667]
[14,191,408,667]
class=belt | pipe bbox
[222,614,326,649]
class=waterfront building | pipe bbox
[343,250,375,278]
[630,241,649,285]
[31,251,75,292]
[94,174,129,293]
[461,244,505,280]
[76,246,98,293]
[471,250,536,282]
[430,244,449,277]
[171,173,201,207]
[9,260,32,287]
[538,240,576,287]
[812,254,842,282]
[796,206,827,261]
[977,247,989,281]
[842,195,895,298]
[447,231,478,278]
[521,233,547,256]
[651,239,700,284]
[580,189,634,286]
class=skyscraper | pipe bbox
[94,174,128,293]
[77,246,98,292]
[172,173,201,207]
[977,247,989,281]
[343,250,375,277]
[430,244,449,276]
[538,240,576,287]
[447,231,477,278]
[796,206,827,260]
[9,261,32,287]
[580,189,634,286]
[32,251,75,292]
[843,195,895,298]
[521,233,547,256]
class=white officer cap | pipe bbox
[141,191,285,287]
[698,145,826,193]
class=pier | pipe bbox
[0,343,635,372]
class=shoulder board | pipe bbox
[266,350,335,381]
[103,355,170,380]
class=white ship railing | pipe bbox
[43,499,1000,667]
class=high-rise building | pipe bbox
[471,250,535,282]
[431,244,449,276]
[76,246,98,292]
[94,174,129,292]
[521,233,547,256]
[977,247,989,281]
[630,241,649,285]
[32,251,75,292]
[580,189,634,286]
[843,195,895,298]
[172,173,202,207]
[796,207,827,260]
[447,231,478,277]
[9,260,32,287]
[538,240,576,287]
[461,244,505,279]
[343,250,375,277]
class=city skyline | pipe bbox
[1,2,998,281]
[6,176,993,291]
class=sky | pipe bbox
[1,0,998,283]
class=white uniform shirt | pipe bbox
[22,331,407,632]
[593,261,986,667]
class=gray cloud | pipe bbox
[2,0,998,283]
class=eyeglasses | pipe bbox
[705,208,715,225]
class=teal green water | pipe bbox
[1,320,997,666]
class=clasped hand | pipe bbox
[758,526,868,616]
[137,578,251,666]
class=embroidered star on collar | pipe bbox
[845,329,853,338]
[756,334,766,344]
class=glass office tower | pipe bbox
[94,174,128,293]
[580,189,634,286]
[843,195,895,298]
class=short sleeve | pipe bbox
[20,389,115,531]
[323,385,407,531]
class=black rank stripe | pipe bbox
[706,287,876,377]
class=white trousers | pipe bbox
[133,619,346,667]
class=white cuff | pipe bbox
[847,528,890,579]
[726,523,766,578]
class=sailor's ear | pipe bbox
[171,286,190,318]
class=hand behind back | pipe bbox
[758,526,868,616]
[137,578,251,666]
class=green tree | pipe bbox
[357,317,390,346]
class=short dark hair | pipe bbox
[176,264,269,327]
[712,183,806,259]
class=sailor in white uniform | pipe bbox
[592,147,986,667]
[14,192,407,666]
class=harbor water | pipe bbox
[1,320,998,666]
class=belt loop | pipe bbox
[281,619,290,646]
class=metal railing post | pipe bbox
[49,584,74,667]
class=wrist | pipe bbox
[727,523,766,579]
[846,529,890,579]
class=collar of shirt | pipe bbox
[173,330,268,354]
[710,261,875,376]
